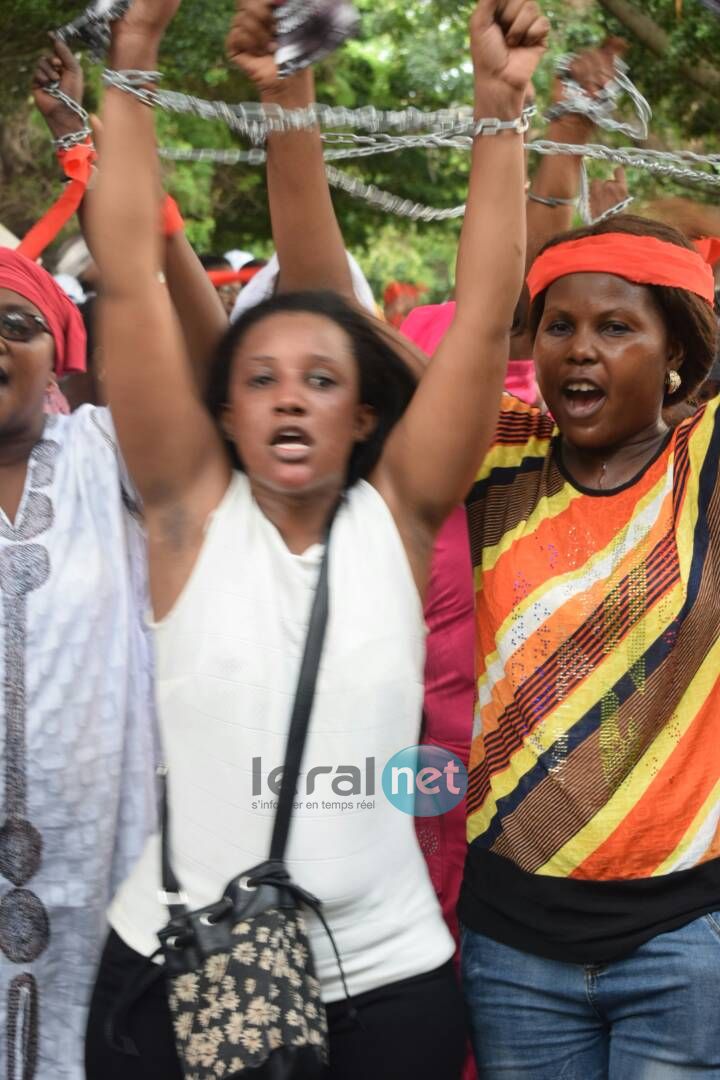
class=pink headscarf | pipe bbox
[399,301,539,405]
[0,248,87,376]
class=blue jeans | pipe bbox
[461,914,720,1078]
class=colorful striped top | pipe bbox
[459,393,720,962]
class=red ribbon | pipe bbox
[207,268,261,286]
[17,141,96,263]
[162,194,185,237]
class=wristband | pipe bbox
[18,139,97,261]
[527,191,577,208]
[162,195,185,237]
[474,106,534,138]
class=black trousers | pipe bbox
[86,930,467,1079]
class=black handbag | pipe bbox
[152,518,349,1079]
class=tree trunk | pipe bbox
[597,0,720,94]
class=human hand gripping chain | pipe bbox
[226,0,281,96]
[32,37,88,145]
[110,0,181,46]
[382,0,549,533]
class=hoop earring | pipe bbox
[666,370,682,395]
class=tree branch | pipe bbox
[597,0,720,94]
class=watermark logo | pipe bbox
[381,745,467,817]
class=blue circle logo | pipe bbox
[381,745,468,817]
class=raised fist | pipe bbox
[563,37,628,101]
[32,38,84,138]
[226,0,280,94]
[114,0,182,41]
[470,0,549,103]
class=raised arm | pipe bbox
[375,0,549,533]
[90,1,229,512]
[32,37,228,393]
[526,39,626,262]
[226,0,354,297]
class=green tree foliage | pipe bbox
[1,0,718,296]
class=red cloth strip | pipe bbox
[527,233,715,305]
[694,236,720,269]
[17,142,96,263]
[207,268,261,286]
[162,195,185,237]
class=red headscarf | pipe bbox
[0,248,87,376]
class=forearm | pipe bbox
[453,86,528,339]
[164,229,228,388]
[526,114,593,261]
[263,69,352,296]
[93,34,164,296]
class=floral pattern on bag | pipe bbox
[167,908,328,1079]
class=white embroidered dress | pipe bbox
[0,407,157,1080]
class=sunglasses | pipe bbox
[0,310,50,343]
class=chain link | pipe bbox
[275,0,360,78]
[44,83,92,149]
[56,0,130,61]
[591,195,635,224]
[45,41,719,219]
[546,55,652,141]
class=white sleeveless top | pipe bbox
[110,472,453,1000]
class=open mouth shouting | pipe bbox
[560,377,607,419]
[269,425,313,462]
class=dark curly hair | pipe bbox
[205,290,417,488]
[528,215,718,404]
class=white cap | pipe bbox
[54,274,86,304]
[231,251,376,322]
[224,249,255,271]
[56,236,93,280]
[0,224,20,249]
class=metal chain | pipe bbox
[56,0,130,61]
[159,138,720,190]
[101,70,487,137]
[546,55,652,141]
[325,166,467,221]
[275,0,360,78]
[591,195,635,224]
[61,56,719,218]
[101,69,719,186]
[44,83,92,149]
[578,158,591,223]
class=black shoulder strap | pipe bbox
[269,524,332,861]
[159,509,335,909]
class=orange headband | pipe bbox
[695,236,720,269]
[527,233,716,305]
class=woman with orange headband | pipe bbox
[460,213,719,1077]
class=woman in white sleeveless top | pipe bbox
[85,0,548,1077]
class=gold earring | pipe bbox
[666,370,682,395]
